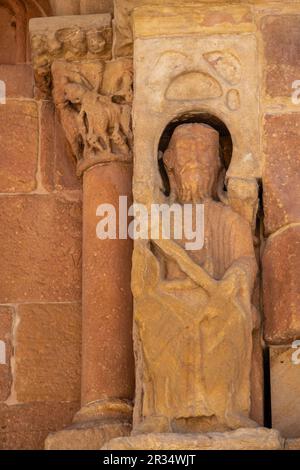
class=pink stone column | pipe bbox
[75,161,135,424]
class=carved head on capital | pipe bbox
[163,123,221,204]
[56,27,87,57]
[64,82,86,105]
[86,29,106,54]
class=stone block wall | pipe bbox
[0,1,82,449]
[0,0,300,449]
[260,9,300,438]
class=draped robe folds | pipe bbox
[133,199,258,432]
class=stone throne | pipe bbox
[103,3,283,451]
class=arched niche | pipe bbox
[157,111,233,197]
[0,0,52,64]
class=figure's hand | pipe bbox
[222,262,249,291]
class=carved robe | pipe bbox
[133,199,257,433]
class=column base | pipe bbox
[102,428,284,451]
[45,399,132,450]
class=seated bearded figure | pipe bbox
[132,123,258,434]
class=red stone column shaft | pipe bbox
[81,162,135,407]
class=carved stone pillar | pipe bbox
[30,15,135,450]
[102,3,283,451]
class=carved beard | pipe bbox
[172,167,217,204]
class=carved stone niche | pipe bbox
[102,4,281,451]
[29,14,113,98]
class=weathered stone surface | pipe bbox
[103,428,283,450]
[0,101,38,193]
[165,72,222,101]
[226,177,258,230]
[114,1,254,57]
[81,163,134,405]
[45,421,131,450]
[261,15,300,99]
[0,401,79,450]
[0,306,13,402]
[0,195,82,303]
[0,65,33,98]
[263,114,300,235]
[80,0,113,14]
[30,14,112,98]
[0,4,19,64]
[40,101,80,191]
[285,438,300,450]
[132,124,258,434]
[49,0,80,16]
[0,0,51,65]
[250,330,264,426]
[133,29,261,186]
[270,347,300,438]
[15,303,81,402]
[263,226,300,344]
[52,58,133,176]
[74,399,132,425]
[49,0,113,16]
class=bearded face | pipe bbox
[163,124,221,204]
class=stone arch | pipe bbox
[158,111,233,197]
[0,0,52,64]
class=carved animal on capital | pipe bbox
[64,82,131,156]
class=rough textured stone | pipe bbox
[0,101,38,193]
[0,401,79,450]
[261,15,300,99]
[132,124,258,434]
[50,0,113,15]
[0,65,33,98]
[0,195,82,303]
[114,1,254,57]
[40,102,80,192]
[285,438,300,450]
[51,58,133,176]
[81,163,134,405]
[103,428,283,450]
[0,5,19,64]
[250,330,264,426]
[30,14,112,98]
[133,30,261,187]
[0,306,13,402]
[263,114,300,235]
[270,347,300,438]
[45,421,131,450]
[49,0,80,15]
[15,303,81,402]
[80,0,113,14]
[263,226,300,345]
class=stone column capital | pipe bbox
[29,14,112,98]
[30,15,133,176]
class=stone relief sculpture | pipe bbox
[51,58,133,175]
[165,72,223,101]
[31,24,112,98]
[203,50,242,85]
[131,123,259,435]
